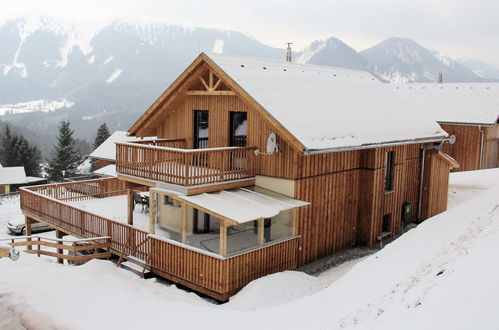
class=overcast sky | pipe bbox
[2,0,499,67]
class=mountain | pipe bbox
[295,37,367,71]
[359,37,482,83]
[459,59,499,80]
[0,16,286,155]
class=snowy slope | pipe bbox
[1,169,499,329]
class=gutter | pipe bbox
[303,136,447,155]
[417,141,446,221]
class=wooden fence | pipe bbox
[148,236,299,299]
[116,142,256,186]
[1,235,112,263]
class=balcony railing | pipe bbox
[116,141,257,186]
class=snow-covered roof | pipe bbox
[392,83,499,125]
[89,131,156,161]
[26,176,46,184]
[93,164,117,177]
[207,54,446,152]
[0,167,27,185]
[178,187,309,224]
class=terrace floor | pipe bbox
[70,195,151,232]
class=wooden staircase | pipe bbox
[118,254,153,278]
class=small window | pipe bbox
[384,151,395,192]
[382,214,391,234]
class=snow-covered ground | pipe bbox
[1,168,498,329]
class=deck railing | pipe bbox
[20,178,149,261]
[116,142,256,186]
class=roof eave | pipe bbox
[303,135,448,155]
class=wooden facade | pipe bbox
[20,54,454,301]
[440,123,499,172]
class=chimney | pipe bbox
[438,72,443,84]
[286,42,293,62]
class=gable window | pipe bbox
[229,111,247,147]
[384,151,395,192]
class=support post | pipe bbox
[56,229,65,264]
[258,218,265,245]
[25,216,32,251]
[181,203,188,244]
[149,192,155,234]
[220,221,227,256]
[127,189,134,226]
[292,208,299,235]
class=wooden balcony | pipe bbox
[115,140,257,186]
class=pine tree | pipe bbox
[90,123,111,171]
[46,120,83,182]
[1,125,12,165]
[1,126,41,176]
[93,123,110,150]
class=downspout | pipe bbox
[479,125,484,170]
[417,141,445,221]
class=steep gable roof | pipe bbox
[393,83,499,126]
[90,131,156,161]
[130,53,447,153]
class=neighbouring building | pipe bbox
[20,53,456,301]
[90,130,156,177]
[393,83,499,171]
[0,166,45,194]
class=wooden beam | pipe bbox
[127,189,134,226]
[56,230,65,264]
[149,192,156,234]
[25,216,32,251]
[292,208,299,235]
[212,77,222,91]
[209,70,214,90]
[220,221,227,256]
[184,91,236,96]
[181,203,188,244]
[258,218,265,245]
[199,76,210,91]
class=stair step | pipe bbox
[125,255,146,266]
[121,261,145,273]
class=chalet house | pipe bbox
[394,83,499,171]
[0,165,45,194]
[20,53,455,301]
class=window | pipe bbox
[194,110,209,149]
[384,151,394,192]
[382,214,391,234]
[229,111,247,147]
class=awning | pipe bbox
[177,187,310,225]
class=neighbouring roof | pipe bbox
[177,187,309,224]
[207,54,447,152]
[392,83,499,126]
[89,131,156,161]
[93,164,117,177]
[0,167,43,185]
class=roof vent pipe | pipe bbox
[286,42,293,62]
[438,72,443,84]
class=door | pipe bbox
[194,110,209,149]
